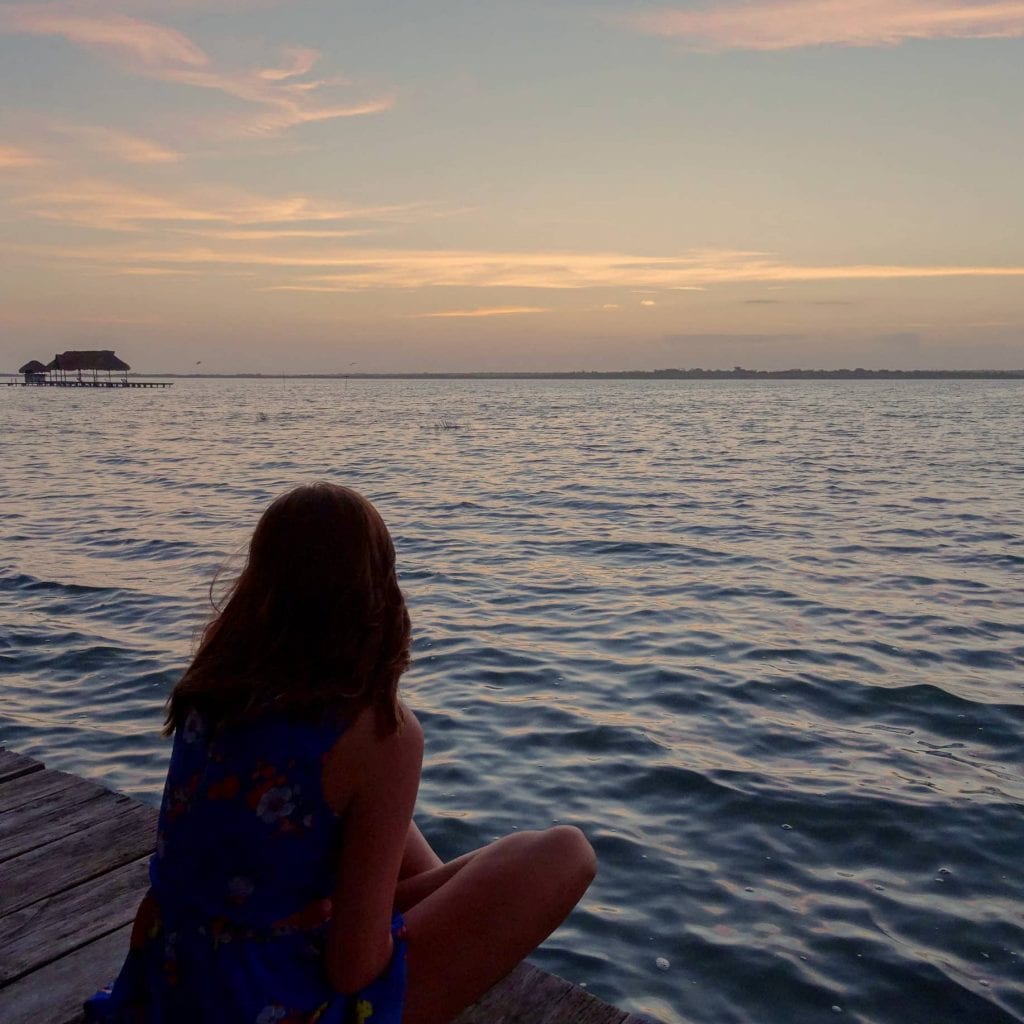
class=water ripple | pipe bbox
[1,379,1022,1024]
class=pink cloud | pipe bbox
[55,125,183,163]
[621,0,1024,51]
[259,46,321,82]
[1,6,391,134]
[4,8,208,67]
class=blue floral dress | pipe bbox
[85,708,407,1024]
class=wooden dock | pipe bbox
[0,749,651,1024]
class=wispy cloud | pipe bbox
[0,144,45,169]
[38,1,284,13]
[407,307,550,318]
[173,227,372,241]
[115,266,198,275]
[1,5,392,134]
[259,46,320,81]
[620,0,1024,51]
[61,246,1019,294]
[4,8,208,66]
[252,251,1024,291]
[10,222,1024,289]
[55,124,183,163]
[161,63,393,136]
[12,177,422,233]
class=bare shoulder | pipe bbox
[322,701,423,813]
[397,699,424,749]
[349,700,421,754]
[375,701,423,780]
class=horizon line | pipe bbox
[8,367,1019,381]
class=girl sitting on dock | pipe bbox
[85,482,595,1024]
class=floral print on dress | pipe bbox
[163,772,200,823]
[207,774,240,800]
[228,875,255,905]
[254,1004,312,1024]
[83,711,408,1024]
[256,785,296,824]
[182,708,206,744]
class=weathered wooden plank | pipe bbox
[9,952,644,1024]
[0,783,119,863]
[0,804,157,917]
[0,749,44,785]
[0,752,643,1024]
[0,856,149,985]
[0,924,130,1024]
[0,769,101,816]
[454,962,631,1024]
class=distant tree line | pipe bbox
[135,367,1024,380]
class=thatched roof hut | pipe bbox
[46,350,131,372]
[19,359,48,384]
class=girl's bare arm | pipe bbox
[323,707,423,994]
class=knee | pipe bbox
[543,825,596,888]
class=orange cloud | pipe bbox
[249,251,1024,290]
[0,144,44,168]
[172,227,371,241]
[408,307,550,318]
[10,229,1024,291]
[115,266,198,274]
[12,177,422,232]
[621,0,1024,51]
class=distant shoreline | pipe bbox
[138,368,1024,380]
[5,368,1024,381]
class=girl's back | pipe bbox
[86,706,409,1024]
[153,707,344,930]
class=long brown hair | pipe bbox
[165,482,409,736]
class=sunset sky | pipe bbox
[2,0,1023,372]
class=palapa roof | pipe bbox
[19,360,47,373]
[46,350,131,372]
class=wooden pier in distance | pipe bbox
[8,350,171,390]
[4,380,172,389]
[0,748,651,1024]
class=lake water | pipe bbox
[1,378,1022,1024]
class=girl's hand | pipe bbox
[129,890,159,949]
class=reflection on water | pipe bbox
[1,379,1023,1023]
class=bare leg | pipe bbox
[400,821,444,879]
[395,846,482,913]
[400,825,596,1024]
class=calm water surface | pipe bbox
[1,379,1022,1023]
